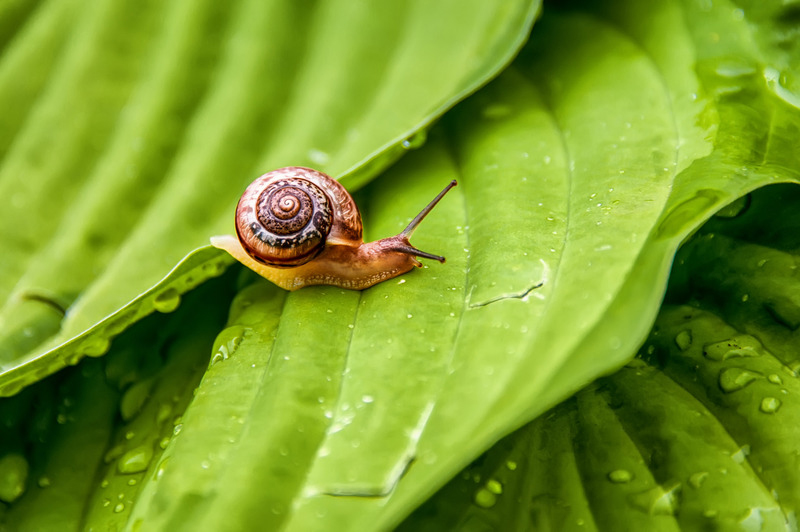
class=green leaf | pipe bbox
[3,0,800,530]
[0,0,539,391]
[401,185,800,530]
[102,0,800,525]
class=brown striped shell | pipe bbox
[234,167,361,267]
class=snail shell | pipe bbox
[235,167,361,267]
[212,167,456,290]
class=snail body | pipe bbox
[211,167,456,291]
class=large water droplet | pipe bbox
[474,487,497,508]
[0,453,29,503]
[82,336,111,358]
[486,479,503,495]
[154,457,170,481]
[759,397,781,414]
[120,379,154,421]
[210,326,246,366]
[608,469,633,483]
[719,368,761,392]
[117,445,153,474]
[153,288,181,313]
[764,67,800,109]
[674,330,692,351]
[704,335,763,361]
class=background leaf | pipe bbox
[0,0,540,391]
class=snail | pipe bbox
[210,167,456,290]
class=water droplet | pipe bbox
[117,445,153,474]
[153,288,181,313]
[474,488,497,508]
[768,374,783,385]
[401,129,427,150]
[506,460,517,471]
[82,336,111,358]
[760,397,781,414]
[156,404,173,424]
[0,453,29,503]
[715,60,757,79]
[764,67,800,109]
[114,503,125,513]
[120,379,154,421]
[486,479,503,494]
[361,395,374,404]
[689,472,708,488]
[155,458,170,481]
[608,469,633,483]
[718,368,761,392]
[675,330,692,351]
[37,476,51,488]
[704,335,763,361]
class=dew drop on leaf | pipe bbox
[117,445,153,474]
[718,368,761,393]
[704,335,763,361]
[608,469,633,484]
[474,487,497,508]
[153,288,181,313]
[767,374,783,385]
[759,397,781,414]
[82,336,111,358]
[486,479,503,494]
[674,330,692,351]
[0,453,28,503]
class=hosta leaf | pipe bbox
[401,185,800,530]
[3,0,800,530]
[93,0,800,528]
[0,275,235,529]
[0,0,540,392]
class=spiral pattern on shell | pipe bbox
[235,170,333,267]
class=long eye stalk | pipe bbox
[387,180,458,263]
